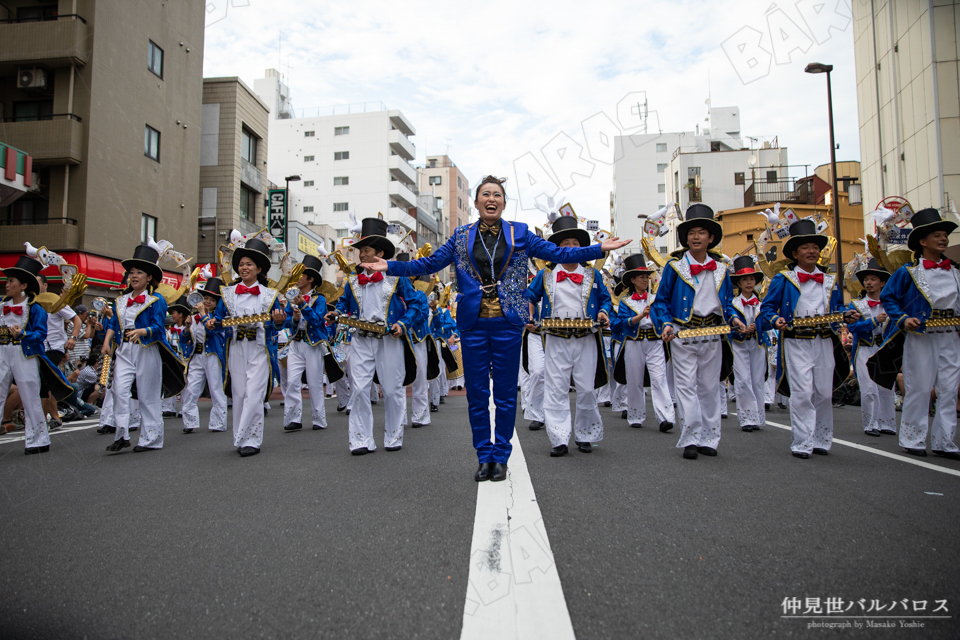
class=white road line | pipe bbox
[461,386,575,640]
[0,419,100,445]
[739,413,960,479]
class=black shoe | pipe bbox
[439,397,445,404]
[412,422,428,428]
[603,401,612,407]
[371,400,378,405]
[697,446,717,457]
[683,445,698,459]
[457,385,463,390]
[659,421,674,433]
[238,446,260,457]
[312,424,325,430]
[106,439,130,452]
[351,447,372,456]
[385,445,402,452]
[932,450,960,460]
[879,428,897,435]
[490,462,507,481]
[283,422,302,431]
[721,413,728,419]
[430,404,439,412]
[864,429,880,437]
[528,421,544,431]
[24,445,50,455]
[778,402,787,409]
[792,451,810,459]
[742,425,753,432]
[345,409,351,416]
[621,410,628,419]
[812,448,829,456]
[129,426,139,431]
[752,424,761,430]
[336,405,347,413]
[904,447,927,457]
[183,428,194,434]
[133,445,159,452]
[550,444,568,457]
[576,441,592,453]
[764,403,772,411]
[162,411,177,418]
[96,425,116,434]
[629,422,643,429]
[475,463,491,481]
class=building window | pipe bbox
[334,151,349,161]
[239,186,256,221]
[766,170,778,183]
[148,41,164,78]
[141,214,157,244]
[436,197,443,209]
[241,128,257,164]
[429,176,442,186]
[8,198,49,225]
[303,155,315,162]
[457,176,462,189]
[747,233,754,242]
[656,143,667,152]
[734,172,745,185]
[304,131,315,137]
[710,141,722,152]
[303,206,314,213]
[658,184,666,193]
[16,5,58,21]
[334,176,349,186]
[335,126,350,136]
[458,196,462,209]
[144,125,160,161]
[12,100,53,122]
[657,163,667,173]
[303,180,314,187]
[336,229,349,238]
[333,202,349,212]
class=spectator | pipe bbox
[70,304,93,366]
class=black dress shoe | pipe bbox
[412,422,428,428]
[792,451,810,459]
[721,413,728,419]
[24,445,50,455]
[528,421,544,431]
[312,424,325,430]
[764,403,772,411]
[345,409,351,415]
[742,425,753,432]
[932,450,960,460]
[337,404,347,413]
[106,439,130,452]
[351,447,372,456]
[238,446,260,457]
[865,429,880,437]
[439,397,445,404]
[96,425,116,434]
[683,445,698,459]
[283,422,302,431]
[133,445,158,452]
[371,400,378,405]
[475,462,492,482]
[490,462,507,481]
[621,410,628,419]
[603,401,612,407]
[430,404,439,412]
[183,428,194,434]
[576,441,592,453]
[696,446,718,456]
[457,385,463,390]
[879,428,897,435]
[162,411,177,418]
[385,445,402,452]
[629,422,643,429]
[812,448,829,456]
[659,421,674,432]
[550,444,568,457]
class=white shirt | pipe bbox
[686,253,722,316]
[738,294,759,325]
[122,293,145,333]
[630,292,654,329]
[924,262,960,312]
[861,297,885,337]
[794,266,826,317]
[45,305,77,351]
[359,274,385,322]
[553,265,585,319]
[2,299,27,329]
[190,314,207,344]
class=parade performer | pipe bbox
[759,219,850,459]
[728,255,770,433]
[613,254,675,432]
[206,233,286,457]
[0,247,72,454]
[102,239,187,452]
[650,204,743,460]
[845,258,896,437]
[869,208,960,459]
[360,176,630,481]
[526,215,611,455]
[327,218,426,454]
[521,299,545,430]
[180,272,228,433]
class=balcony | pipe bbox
[388,129,415,161]
[388,155,417,186]
[0,15,90,67]
[388,110,415,137]
[0,218,79,252]
[0,115,84,165]
[385,207,416,232]
[388,180,418,210]
[744,177,811,207]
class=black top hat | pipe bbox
[122,244,164,284]
[783,219,828,261]
[677,204,722,249]
[168,296,191,316]
[3,255,44,296]
[620,253,654,289]
[232,238,272,276]
[907,207,957,252]
[394,252,410,262]
[354,218,395,259]
[301,254,324,285]
[856,257,890,286]
[200,276,224,298]
[729,255,764,286]
[547,216,591,247]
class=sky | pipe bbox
[202,0,862,230]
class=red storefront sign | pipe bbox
[0,251,185,289]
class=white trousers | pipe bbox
[283,340,327,428]
[430,366,446,406]
[523,332,545,422]
[900,331,960,451]
[855,343,896,433]
[229,339,271,449]
[611,342,628,412]
[348,335,405,451]
[765,361,777,405]
[410,339,430,425]
[783,338,834,454]
[623,339,675,426]
[670,337,722,449]
[112,343,163,448]
[335,343,352,410]
[544,335,603,447]
[596,335,613,404]
[99,387,140,430]
[161,396,179,413]
[732,340,767,428]
[181,353,227,431]
[0,344,50,449]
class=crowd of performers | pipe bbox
[2,201,959,465]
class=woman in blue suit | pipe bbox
[361,175,630,482]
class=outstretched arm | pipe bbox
[363,236,456,275]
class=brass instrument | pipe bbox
[924,317,960,331]
[335,315,389,335]
[675,325,732,340]
[790,312,846,328]
[222,313,273,327]
[99,353,112,386]
[539,317,599,330]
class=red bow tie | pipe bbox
[742,297,759,306]
[236,284,260,295]
[2,305,23,316]
[797,272,824,284]
[867,299,882,307]
[303,294,310,303]
[689,260,717,276]
[923,258,951,270]
[171,326,182,333]
[127,294,146,306]
[194,314,202,323]
[358,272,384,286]
[556,271,584,284]
[632,292,647,301]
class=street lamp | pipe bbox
[804,62,843,276]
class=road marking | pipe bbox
[0,419,100,446]
[461,386,575,640]
[741,413,960,479]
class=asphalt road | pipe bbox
[1,394,958,639]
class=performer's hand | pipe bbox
[876,313,888,323]
[359,256,389,273]
[642,307,651,318]
[525,323,537,332]
[9,324,22,337]
[774,317,787,330]
[184,315,192,325]
[324,311,339,325]
[293,294,305,307]
[600,237,632,252]
[905,317,921,331]
[631,316,640,327]
[272,309,287,324]
[732,319,746,333]
[101,344,110,356]
[662,326,675,343]
[448,336,459,345]
[292,306,302,322]
[391,323,404,338]
[598,312,609,328]
[95,321,104,331]
[845,310,862,323]
[746,323,757,334]
[205,318,216,330]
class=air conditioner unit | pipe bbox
[17,67,48,90]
